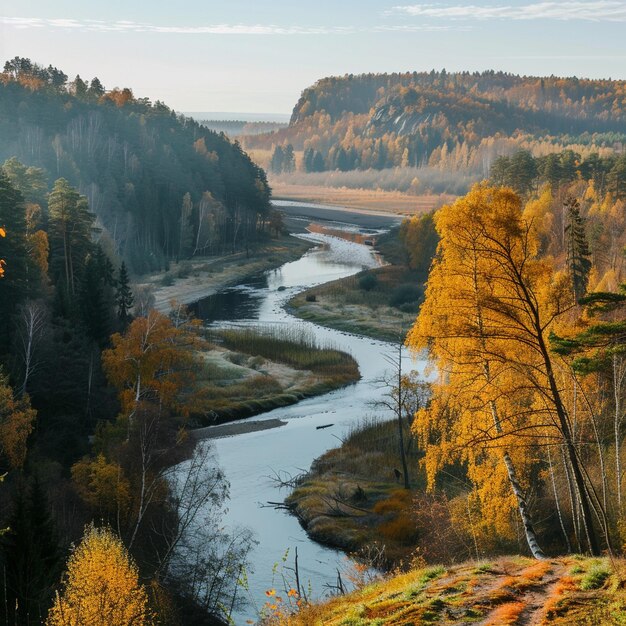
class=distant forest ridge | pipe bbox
[197,119,288,137]
[244,70,626,193]
[0,57,272,273]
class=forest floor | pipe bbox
[281,555,626,625]
[142,234,314,313]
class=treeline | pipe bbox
[198,119,287,137]
[0,123,252,626]
[490,149,626,198]
[0,57,272,273]
[245,70,626,190]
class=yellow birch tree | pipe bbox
[407,183,600,556]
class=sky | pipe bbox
[1,1,626,115]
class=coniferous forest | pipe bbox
[0,57,271,273]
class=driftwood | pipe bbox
[316,423,334,430]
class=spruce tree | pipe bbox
[0,172,29,352]
[116,261,134,329]
[564,196,592,301]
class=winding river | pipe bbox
[187,226,427,624]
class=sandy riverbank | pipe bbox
[192,418,287,440]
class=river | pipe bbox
[186,228,427,624]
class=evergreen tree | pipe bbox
[48,178,95,301]
[303,148,315,172]
[283,144,295,173]
[312,150,326,172]
[269,145,284,174]
[178,193,193,261]
[79,251,115,346]
[607,154,626,200]
[1,478,61,625]
[564,196,592,301]
[87,77,105,100]
[0,172,29,352]
[116,262,134,329]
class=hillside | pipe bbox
[243,71,626,194]
[276,556,624,625]
[0,57,271,273]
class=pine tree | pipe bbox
[48,178,95,301]
[116,262,134,328]
[564,197,592,301]
[0,172,29,351]
[269,145,284,174]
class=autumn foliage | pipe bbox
[0,373,36,469]
[46,524,153,626]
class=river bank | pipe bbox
[287,225,423,342]
[140,234,314,314]
[187,326,360,427]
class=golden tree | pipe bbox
[102,309,198,420]
[47,524,153,626]
[408,183,600,556]
[0,372,36,469]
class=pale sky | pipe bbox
[1,1,626,115]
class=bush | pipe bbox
[580,564,610,590]
[389,284,422,308]
[177,261,192,278]
[305,293,317,302]
[161,273,174,286]
[359,273,378,291]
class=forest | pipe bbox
[0,57,289,626]
[246,70,626,194]
[0,57,272,274]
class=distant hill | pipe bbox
[184,111,290,123]
[243,71,626,192]
[0,58,272,272]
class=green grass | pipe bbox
[581,563,611,590]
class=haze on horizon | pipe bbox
[2,0,626,115]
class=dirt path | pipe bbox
[478,559,570,626]
[518,560,568,625]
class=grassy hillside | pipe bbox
[277,556,626,625]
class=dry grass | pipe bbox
[483,601,526,625]
[289,265,420,342]
[271,181,454,215]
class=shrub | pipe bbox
[177,261,192,278]
[160,273,174,286]
[580,563,610,590]
[305,293,317,302]
[359,273,378,291]
[389,284,422,308]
